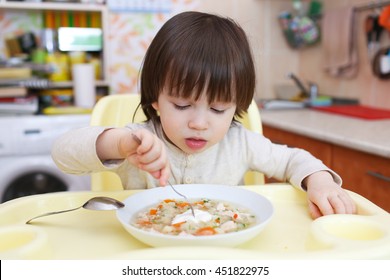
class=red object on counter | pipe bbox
[312,105,390,120]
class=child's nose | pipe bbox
[188,113,208,130]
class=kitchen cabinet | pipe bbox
[0,0,110,91]
[263,124,390,212]
[262,125,332,167]
[331,145,390,213]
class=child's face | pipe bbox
[152,90,236,154]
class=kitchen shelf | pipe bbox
[51,79,109,88]
[0,0,111,96]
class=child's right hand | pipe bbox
[124,129,171,186]
[97,128,171,186]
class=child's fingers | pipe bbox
[308,200,322,219]
[131,131,152,155]
[136,140,164,165]
[140,162,170,186]
[329,195,347,214]
[150,170,161,180]
[130,130,171,186]
[137,160,163,174]
[133,136,150,154]
[314,197,335,216]
[134,132,162,156]
[137,144,166,169]
[327,191,356,215]
[310,193,355,219]
[158,164,171,186]
[339,191,357,214]
[135,148,171,184]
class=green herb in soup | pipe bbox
[132,198,256,236]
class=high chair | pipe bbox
[89,93,264,191]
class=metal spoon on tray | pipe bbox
[26,196,124,224]
[132,134,195,217]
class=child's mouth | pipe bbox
[185,138,207,150]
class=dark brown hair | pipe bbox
[140,11,255,124]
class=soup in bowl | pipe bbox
[116,184,273,247]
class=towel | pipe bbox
[313,105,390,120]
[322,7,358,78]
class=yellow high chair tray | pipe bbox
[0,184,389,260]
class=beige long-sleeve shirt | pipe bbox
[52,121,341,190]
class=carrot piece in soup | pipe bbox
[195,227,217,236]
[176,202,189,208]
[137,220,152,226]
[172,221,186,228]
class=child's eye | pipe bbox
[211,108,226,114]
[174,104,190,110]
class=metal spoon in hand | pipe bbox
[26,196,124,224]
[131,133,195,217]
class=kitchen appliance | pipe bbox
[58,28,102,52]
[0,114,91,202]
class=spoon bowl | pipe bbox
[26,196,124,224]
[82,197,125,211]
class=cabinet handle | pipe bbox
[367,171,390,183]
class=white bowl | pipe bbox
[116,184,274,247]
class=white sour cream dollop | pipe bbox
[171,209,212,225]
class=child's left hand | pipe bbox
[304,171,357,219]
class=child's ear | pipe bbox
[152,102,159,111]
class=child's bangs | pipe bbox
[165,53,237,105]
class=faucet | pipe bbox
[286,72,318,102]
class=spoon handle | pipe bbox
[26,206,82,224]
[167,181,195,217]
[132,133,195,217]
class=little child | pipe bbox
[52,11,356,219]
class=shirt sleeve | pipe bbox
[242,127,342,190]
[51,126,123,175]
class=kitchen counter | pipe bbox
[259,108,390,159]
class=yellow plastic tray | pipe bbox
[0,184,389,259]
